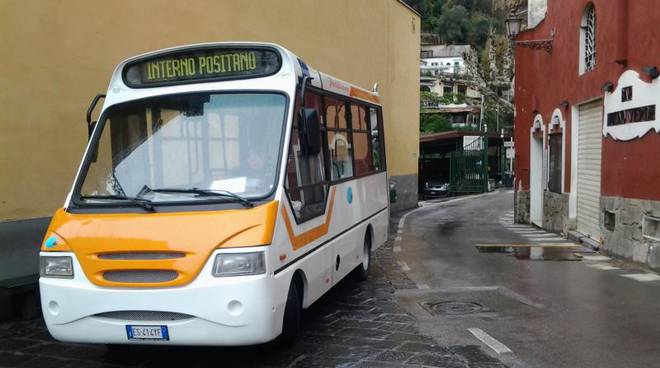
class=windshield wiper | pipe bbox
[144,187,255,208]
[80,195,155,212]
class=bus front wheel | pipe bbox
[278,276,302,345]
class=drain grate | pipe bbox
[421,301,485,315]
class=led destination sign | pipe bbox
[123,48,281,87]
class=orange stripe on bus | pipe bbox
[349,87,380,104]
[282,187,336,251]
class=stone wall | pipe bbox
[389,173,418,213]
[601,196,660,268]
[514,190,530,224]
[542,191,569,234]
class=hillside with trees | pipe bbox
[405,0,515,135]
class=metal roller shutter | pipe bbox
[576,100,603,241]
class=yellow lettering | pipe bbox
[146,63,154,80]
[225,54,233,72]
[198,56,207,74]
[248,52,256,69]
[240,53,248,71]
[172,59,180,76]
[187,58,196,76]
[219,54,226,72]
[165,60,172,78]
[213,55,221,73]
[233,54,241,71]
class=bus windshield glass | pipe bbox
[76,92,287,205]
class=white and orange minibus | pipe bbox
[39,42,389,346]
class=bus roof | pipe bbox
[105,42,381,108]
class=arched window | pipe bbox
[580,3,596,74]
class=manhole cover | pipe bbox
[425,301,484,315]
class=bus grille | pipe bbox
[94,311,193,321]
[98,252,185,260]
[103,270,178,283]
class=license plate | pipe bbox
[126,325,169,341]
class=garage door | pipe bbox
[576,100,603,241]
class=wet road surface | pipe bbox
[395,190,660,368]
[0,217,508,368]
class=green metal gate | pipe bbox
[449,136,489,194]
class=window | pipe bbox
[325,97,353,181]
[457,84,467,96]
[351,103,374,176]
[548,133,562,193]
[443,85,453,96]
[284,92,327,222]
[580,3,596,74]
[369,107,384,171]
[77,93,286,205]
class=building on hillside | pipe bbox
[420,45,482,129]
[0,0,420,304]
[513,0,660,268]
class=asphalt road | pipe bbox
[395,190,660,368]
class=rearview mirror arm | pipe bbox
[86,94,106,138]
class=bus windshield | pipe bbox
[76,92,287,206]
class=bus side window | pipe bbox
[325,97,353,181]
[351,103,373,176]
[284,91,328,222]
[369,107,384,171]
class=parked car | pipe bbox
[423,179,449,199]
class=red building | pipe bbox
[514,0,660,267]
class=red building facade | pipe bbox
[514,0,660,266]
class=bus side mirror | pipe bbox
[300,108,321,156]
[86,94,105,140]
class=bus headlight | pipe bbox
[40,256,74,278]
[212,252,265,277]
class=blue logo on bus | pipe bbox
[347,187,353,204]
[45,236,58,248]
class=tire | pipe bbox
[278,278,302,346]
[354,234,371,281]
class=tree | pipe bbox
[420,113,452,133]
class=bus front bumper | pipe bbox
[39,251,286,346]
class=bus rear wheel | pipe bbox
[278,276,302,346]
[354,234,371,281]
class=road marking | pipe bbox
[417,283,430,289]
[468,328,513,355]
[393,246,402,253]
[620,273,660,282]
[585,263,620,270]
[398,261,411,271]
[580,255,612,262]
[477,243,578,248]
[521,235,564,239]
